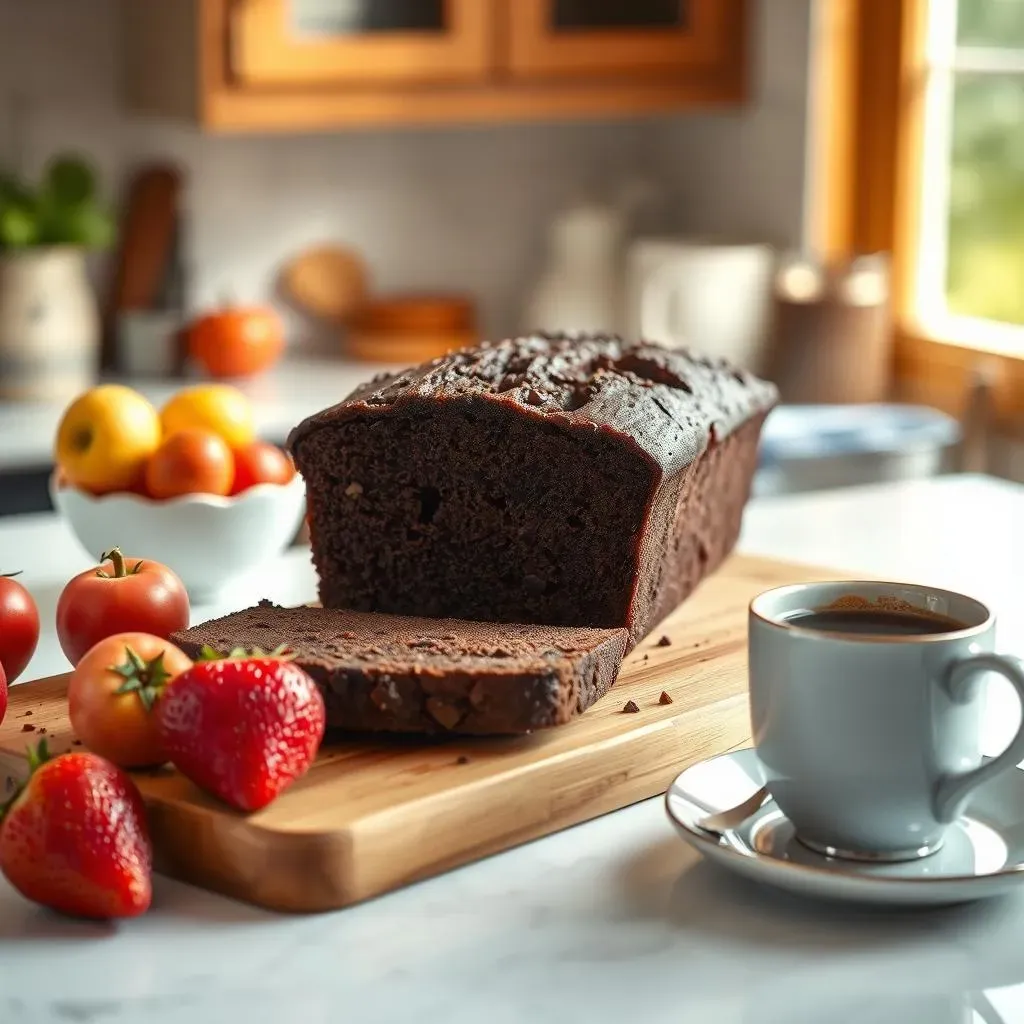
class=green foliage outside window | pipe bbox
[946,0,1024,324]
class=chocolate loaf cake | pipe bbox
[172,602,628,735]
[289,333,777,646]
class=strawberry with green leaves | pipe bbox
[153,647,326,812]
[0,741,152,919]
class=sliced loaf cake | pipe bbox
[171,602,628,735]
[288,333,777,647]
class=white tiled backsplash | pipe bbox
[0,0,812,344]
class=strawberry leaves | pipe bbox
[1,740,53,822]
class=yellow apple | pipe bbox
[160,384,255,450]
[55,385,162,493]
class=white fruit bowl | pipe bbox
[51,473,307,603]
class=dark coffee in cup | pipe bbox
[783,607,966,636]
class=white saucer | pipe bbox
[665,748,1024,906]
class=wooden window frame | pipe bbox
[814,0,1024,426]
[506,0,740,80]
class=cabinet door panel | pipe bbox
[232,0,495,86]
[507,0,742,78]
[551,0,683,30]
[290,0,445,34]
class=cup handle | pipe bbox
[640,264,686,347]
[932,652,1024,823]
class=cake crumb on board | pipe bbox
[622,700,640,714]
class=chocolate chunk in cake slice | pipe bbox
[171,602,628,736]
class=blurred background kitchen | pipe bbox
[0,0,1018,516]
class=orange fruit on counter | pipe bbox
[144,429,234,499]
[160,384,255,450]
[230,441,295,494]
[186,305,285,379]
[55,385,161,494]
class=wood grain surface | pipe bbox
[0,555,844,914]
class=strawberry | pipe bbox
[0,741,152,919]
[153,648,326,812]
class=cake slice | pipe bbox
[171,602,629,735]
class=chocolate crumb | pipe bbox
[657,636,672,647]
[659,691,673,705]
[456,755,470,765]
[20,724,34,732]
[72,739,83,746]
[642,654,649,661]
[38,727,47,735]
[21,710,32,717]
[622,700,640,714]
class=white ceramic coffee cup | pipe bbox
[748,580,1024,861]
[626,237,775,372]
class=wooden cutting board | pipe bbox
[0,554,842,914]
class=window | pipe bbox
[916,0,1024,334]
[820,0,1024,424]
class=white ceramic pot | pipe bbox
[51,474,308,603]
[521,201,625,334]
[0,247,100,401]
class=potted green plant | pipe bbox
[0,153,115,401]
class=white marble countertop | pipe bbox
[0,357,393,471]
[3,474,1024,1023]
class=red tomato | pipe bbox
[230,441,295,495]
[187,305,285,380]
[56,548,190,666]
[68,632,193,768]
[144,429,234,499]
[0,572,40,684]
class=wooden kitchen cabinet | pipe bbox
[506,0,743,80]
[119,0,747,133]
[231,0,494,87]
